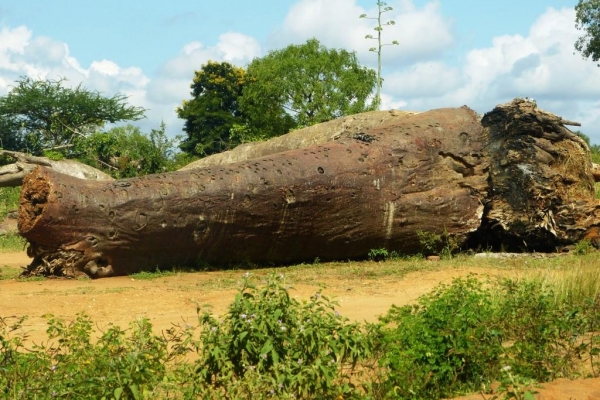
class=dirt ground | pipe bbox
[1,251,599,399]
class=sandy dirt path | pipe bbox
[0,252,516,341]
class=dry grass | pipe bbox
[521,253,600,304]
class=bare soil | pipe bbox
[1,251,599,399]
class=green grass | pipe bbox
[129,269,179,280]
[0,233,26,252]
[0,186,24,252]
[0,265,21,280]
[0,186,20,220]
[523,257,600,305]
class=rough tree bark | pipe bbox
[17,99,600,278]
[180,109,419,170]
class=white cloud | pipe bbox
[3,3,600,144]
[217,32,261,63]
[380,6,600,141]
[272,0,453,66]
[386,62,463,99]
[0,25,29,54]
[0,24,262,138]
[145,32,261,134]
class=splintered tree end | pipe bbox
[18,167,50,234]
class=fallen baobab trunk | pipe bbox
[180,109,419,170]
[18,99,600,278]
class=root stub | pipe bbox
[18,167,50,234]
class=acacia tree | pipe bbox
[575,0,600,64]
[0,77,145,155]
[360,1,399,108]
[177,61,249,157]
[242,38,377,129]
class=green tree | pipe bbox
[75,123,177,178]
[575,0,600,65]
[177,61,248,157]
[242,38,377,129]
[360,1,399,108]
[0,116,26,152]
[0,77,145,154]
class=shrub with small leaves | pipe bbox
[0,313,173,399]
[190,273,372,399]
[376,277,503,399]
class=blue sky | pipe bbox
[2,0,599,142]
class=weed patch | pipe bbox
[1,270,599,399]
[0,233,26,252]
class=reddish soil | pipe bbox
[1,251,599,399]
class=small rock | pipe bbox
[426,255,440,262]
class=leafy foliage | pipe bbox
[243,38,377,130]
[575,0,600,65]
[417,229,460,258]
[374,276,599,399]
[74,123,177,178]
[0,77,145,154]
[190,273,372,398]
[0,186,20,220]
[177,61,251,157]
[1,273,599,399]
[178,41,377,158]
[376,277,503,398]
[0,314,172,399]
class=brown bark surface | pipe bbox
[179,109,419,170]
[17,99,600,278]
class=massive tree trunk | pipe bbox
[17,99,600,278]
[179,109,419,170]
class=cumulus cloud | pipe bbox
[272,0,453,66]
[0,25,261,138]
[146,32,261,133]
[381,7,600,141]
[0,26,148,95]
[4,3,600,143]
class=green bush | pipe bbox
[189,273,372,399]
[495,279,590,381]
[368,248,389,261]
[374,276,600,399]
[0,314,175,399]
[375,277,503,399]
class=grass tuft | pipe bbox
[0,233,26,252]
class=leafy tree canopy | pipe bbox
[243,38,377,128]
[74,123,178,178]
[178,40,377,158]
[177,61,250,157]
[575,0,600,64]
[0,76,146,155]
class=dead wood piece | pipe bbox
[0,150,113,187]
[19,107,486,278]
[17,99,600,278]
[179,109,420,170]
